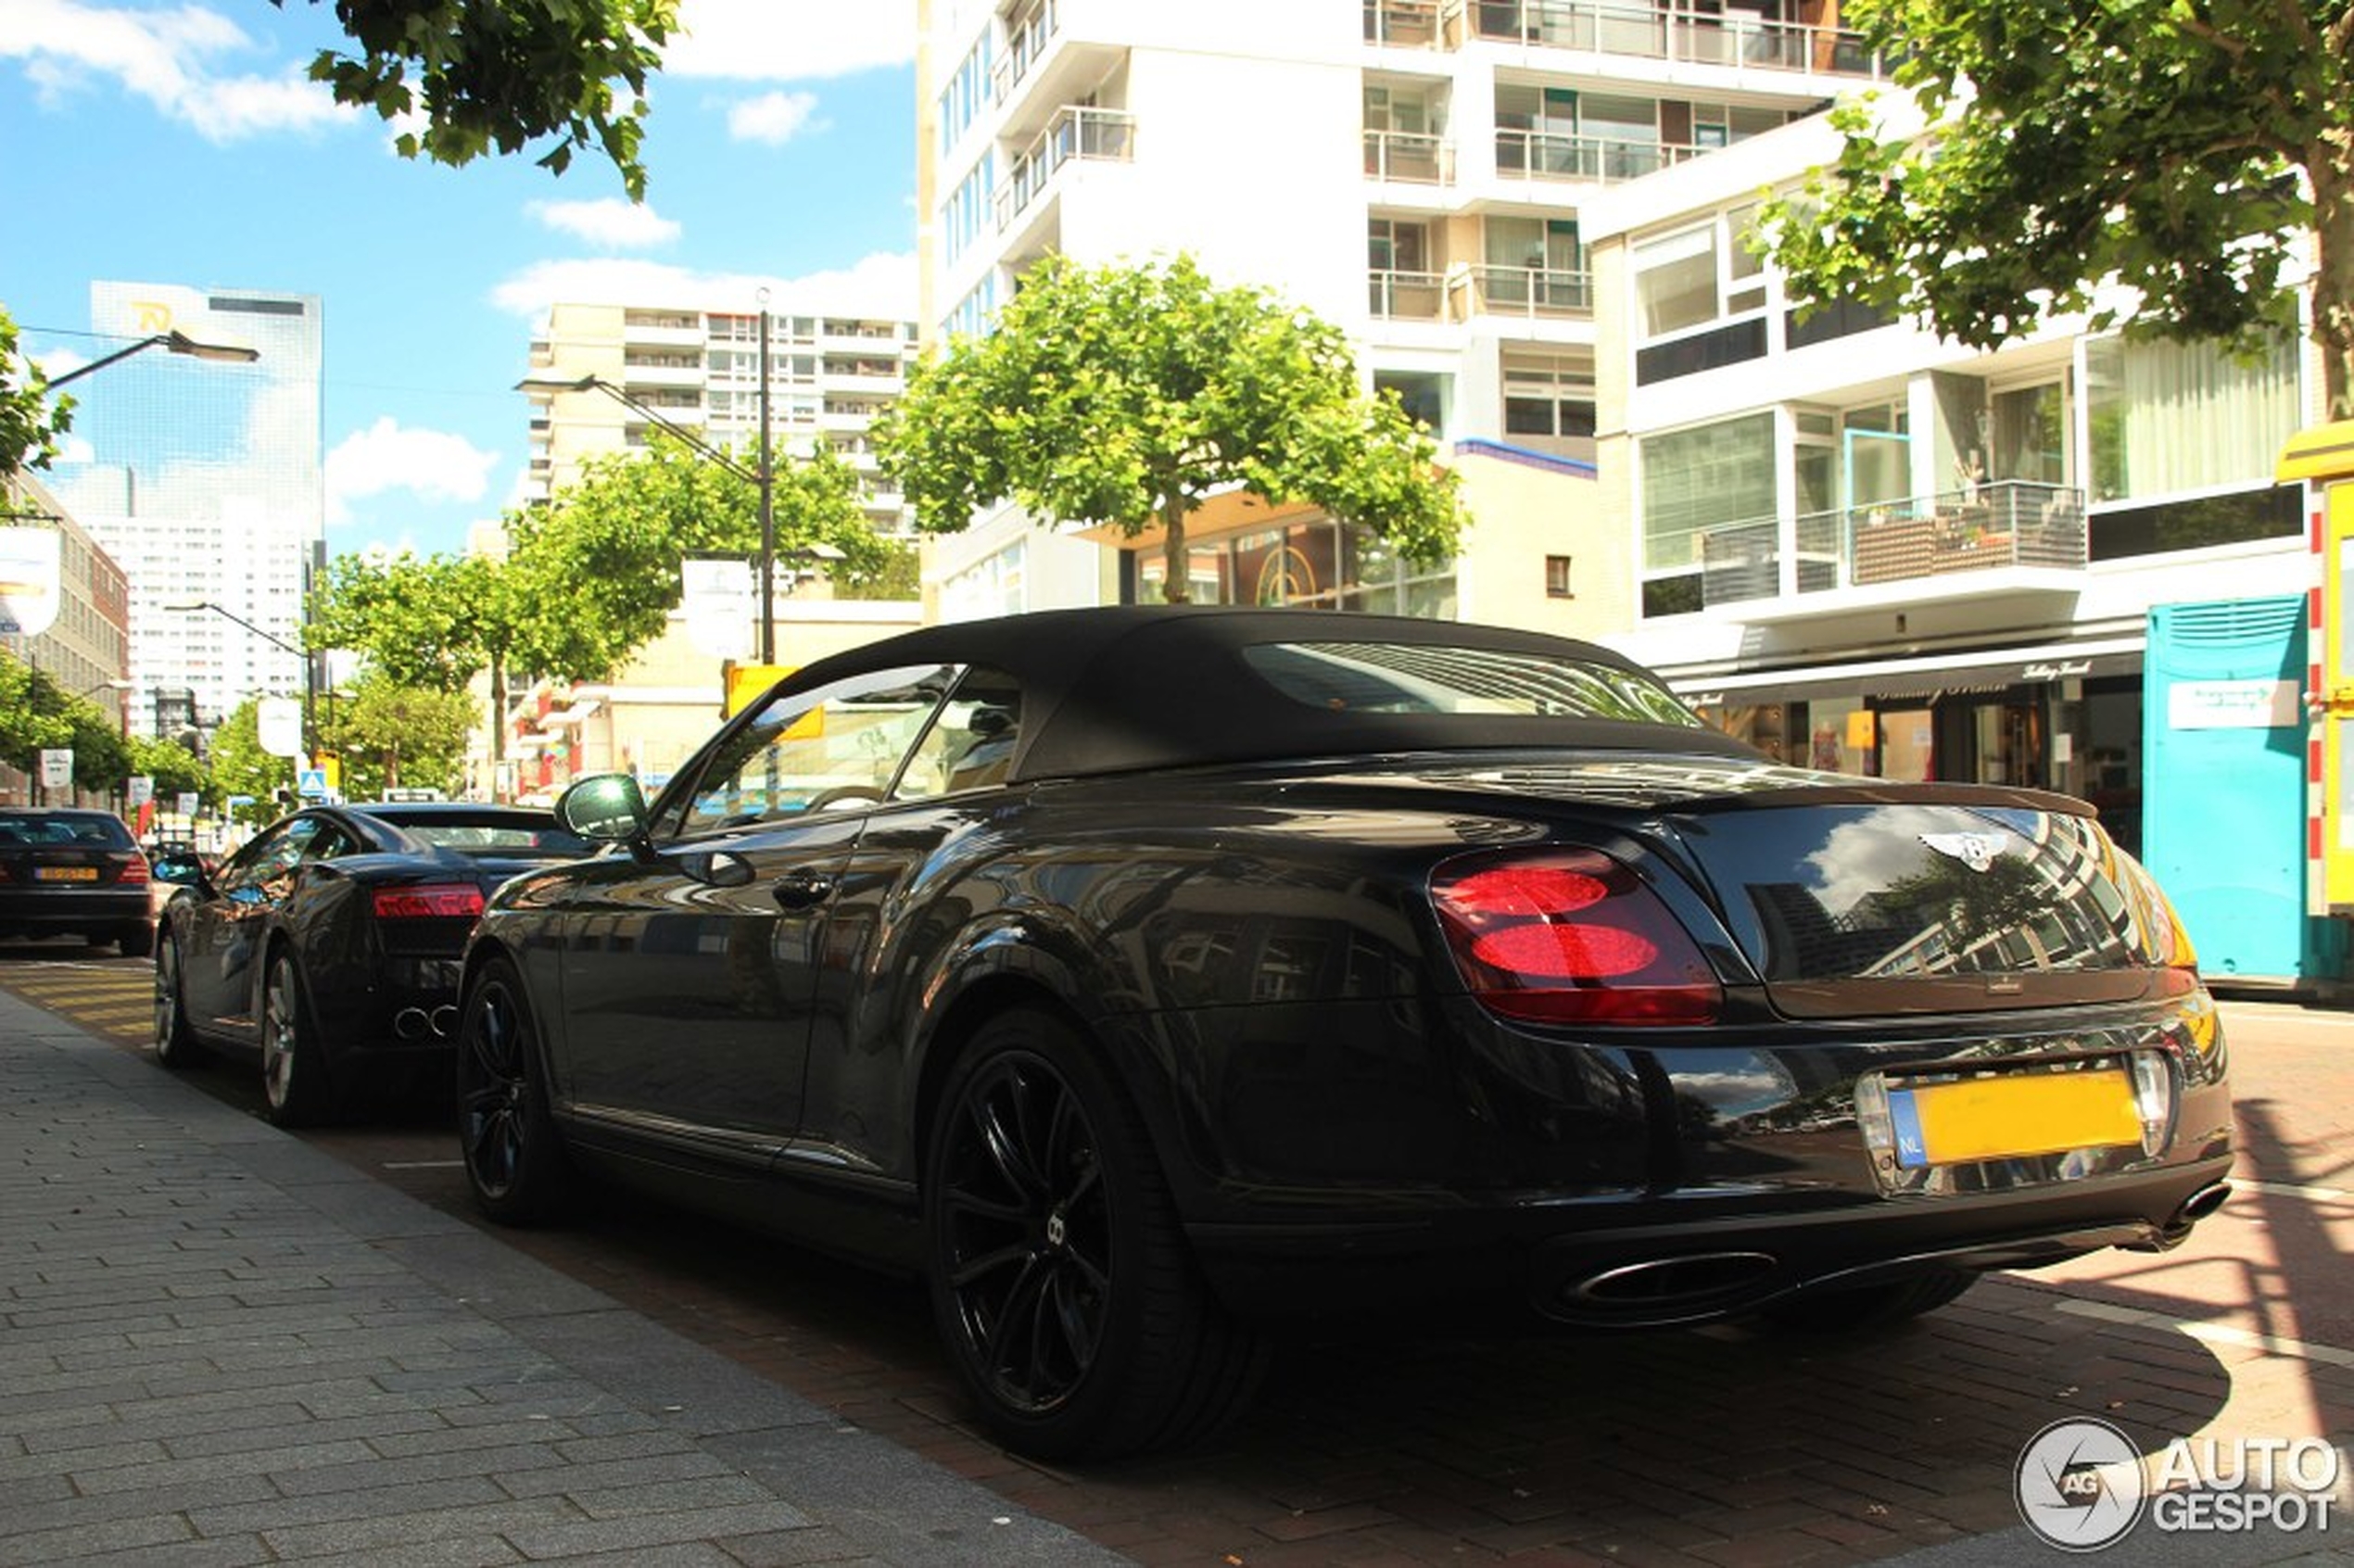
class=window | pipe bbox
[1635,226,1719,337]
[1502,349,1596,444]
[1639,413,1777,615]
[1368,217,1428,272]
[1545,554,1575,598]
[670,664,957,836]
[902,667,1025,797]
[1242,641,1702,727]
[2085,331,2299,504]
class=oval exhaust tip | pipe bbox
[2176,1181,2232,1223]
[1571,1251,1780,1308]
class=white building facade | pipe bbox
[915,0,1890,624]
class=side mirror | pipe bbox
[152,855,209,889]
[556,772,652,845]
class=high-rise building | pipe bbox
[520,299,919,543]
[44,281,323,741]
[913,0,1886,619]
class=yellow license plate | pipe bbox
[34,866,100,882]
[1890,1069,2141,1169]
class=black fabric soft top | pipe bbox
[769,606,1760,783]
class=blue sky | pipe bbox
[0,0,919,560]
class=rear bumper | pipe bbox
[0,889,150,937]
[1185,1155,2235,1327]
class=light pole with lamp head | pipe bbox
[516,310,779,663]
[44,329,259,391]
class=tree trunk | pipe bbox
[488,655,508,801]
[2314,138,2354,422]
[1158,496,1191,603]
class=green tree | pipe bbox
[1764,0,2354,420]
[206,699,296,826]
[0,651,132,797]
[873,254,1471,602]
[316,672,475,798]
[1,306,73,482]
[276,0,678,199]
[127,737,209,804]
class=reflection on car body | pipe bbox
[452,607,2232,1461]
[153,801,596,1126]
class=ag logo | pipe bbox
[2017,1418,2146,1551]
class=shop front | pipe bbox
[1683,641,2146,849]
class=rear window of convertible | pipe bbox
[1241,640,1705,727]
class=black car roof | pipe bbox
[773,607,1758,781]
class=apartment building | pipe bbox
[520,299,919,543]
[915,0,1888,623]
[0,471,133,804]
[42,281,321,743]
[1577,111,2318,860]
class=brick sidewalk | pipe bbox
[0,985,1122,1567]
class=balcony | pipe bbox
[1363,129,1455,184]
[1364,0,1447,46]
[995,106,1137,232]
[1369,269,1448,320]
[992,0,1059,100]
[1469,0,1889,78]
[1699,482,2088,610]
[1496,128,1707,184]
[1449,264,1592,320]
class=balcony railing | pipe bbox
[995,106,1136,231]
[1363,129,1455,183]
[1364,0,1446,45]
[1369,269,1448,320]
[1495,129,1709,183]
[1699,482,2089,607]
[991,0,1060,99]
[1471,0,1889,77]
[1449,264,1593,319]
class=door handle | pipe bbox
[771,871,838,911]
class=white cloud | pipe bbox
[325,418,499,528]
[663,0,915,81]
[728,89,823,145]
[52,434,96,466]
[489,251,918,322]
[0,0,350,141]
[526,197,682,250]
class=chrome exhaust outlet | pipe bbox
[2174,1181,2232,1225]
[394,1007,432,1041]
[428,1005,458,1039]
[1567,1251,1780,1309]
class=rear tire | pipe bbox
[924,1006,1266,1461]
[260,951,339,1127]
[1755,1267,1978,1333]
[152,933,208,1069]
[456,958,574,1225]
[115,922,155,959]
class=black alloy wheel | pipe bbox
[259,951,337,1127]
[456,958,571,1225]
[924,1007,1265,1460]
[152,934,207,1069]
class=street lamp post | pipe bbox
[517,314,779,664]
[44,329,259,391]
[163,600,312,756]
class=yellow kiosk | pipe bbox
[2280,418,2354,914]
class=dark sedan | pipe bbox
[452,607,2232,1461]
[0,806,153,955]
[155,802,595,1124]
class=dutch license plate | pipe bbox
[1888,1068,2140,1169]
[34,866,100,882]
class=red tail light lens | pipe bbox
[372,883,486,920]
[1432,850,1722,1025]
[119,856,150,886]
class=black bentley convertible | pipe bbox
[453,607,2232,1459]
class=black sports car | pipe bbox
[453,607,2231,1460]
[154,802,594,1124]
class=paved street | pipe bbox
[3,941,2350,1565]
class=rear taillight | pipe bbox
[372,883,486,920]
[1432,850,1722,1025]
[119,857,149,887]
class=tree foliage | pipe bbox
[204,699,291,826]
[0,305,73,483]
[273,0,678,200]
[873,254,1471,601]
[1764,0,2354,418]
[0,651,133,795]
[127,737,208,803]
[317,671,475,798]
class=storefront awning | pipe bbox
[1675,637,2145,708]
